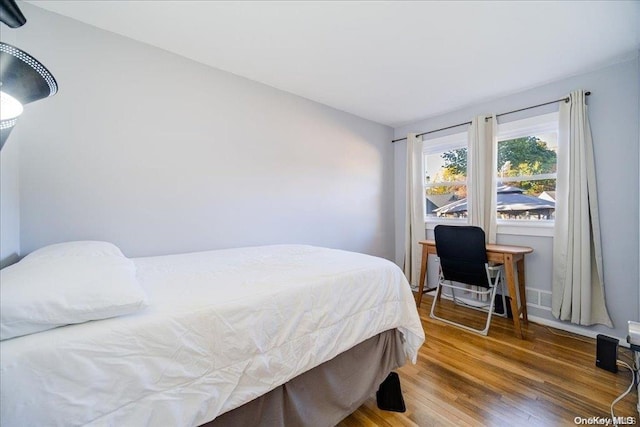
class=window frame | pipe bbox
[495,112,559,236]
[421,112,559,237]
[422,131,469,225]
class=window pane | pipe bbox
[424,147,467,184]
[496,181,555,220]
[497,134,557,178]
[425,185,468,218]
[422,131,468,221]
[497,133,557,221]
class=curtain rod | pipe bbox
[391,91,591,143]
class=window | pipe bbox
[423,132,468,220]
[420,113,559,236]
[496,112,559,222]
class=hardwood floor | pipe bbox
[338,295,638,427]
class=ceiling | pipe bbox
[25,1,640,127]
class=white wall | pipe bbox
[2,3,395,260]
[394,54,640,340]
[0,30,20,268]
[0,141,20,268]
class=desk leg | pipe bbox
[516,258,528,324]
[504,254,524,339]
[417,246,428,308]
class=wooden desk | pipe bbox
[417,239,533,339]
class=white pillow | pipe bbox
[1,241,148,340]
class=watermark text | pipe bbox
[574,416,637,426]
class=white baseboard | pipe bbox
[423,289,631,348]
[527,315,630,348]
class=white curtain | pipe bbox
[552,90,613,327]
[404,133,426,289]
[467,115,498,243]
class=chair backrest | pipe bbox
[434,225,490,288]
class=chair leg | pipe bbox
[430,282,442,320]
[430,282,500,336]
[479,285,499,335]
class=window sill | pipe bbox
[497,220,554,237]
[425,219,554,238]
[424,218,467,230]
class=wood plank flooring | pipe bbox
[338,295,638,427]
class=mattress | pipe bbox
[0,245,424,426]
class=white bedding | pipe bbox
[0,245,424,427]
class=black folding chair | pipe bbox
[429,225,507,336]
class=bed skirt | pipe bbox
[201,329,405,427]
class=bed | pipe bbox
[0,242,424,426]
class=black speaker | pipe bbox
[595,334,618,373]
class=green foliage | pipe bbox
[425,183,467,198]
[498,137,556,195]
[498,137,556,173]
[440,136,557,195]
[503,162,556,194]
[441,149,467,175]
